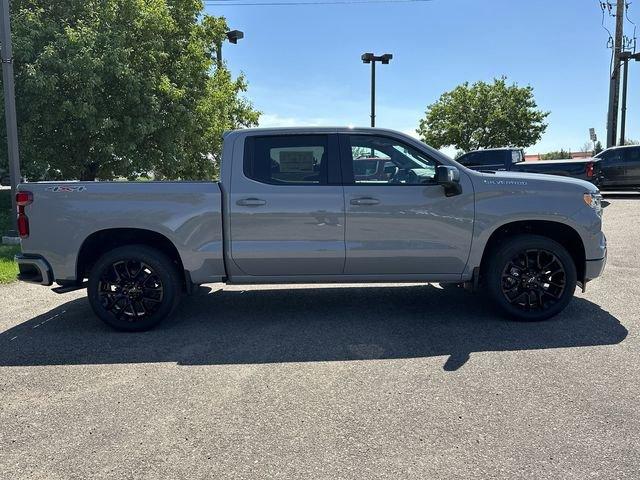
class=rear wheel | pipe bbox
[486,235,577,321]
[87,245,181,331]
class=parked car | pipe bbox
[457,148,599,184]
[593,145,640,190]
[15,127,606,331]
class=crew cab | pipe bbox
[457,148,599,184]
[15,128,607,331]
[594,145,640,190]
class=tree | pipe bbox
[594,141,604,155]
[417,77,549,152]
[540,149,572,160]
[0,0,259,181]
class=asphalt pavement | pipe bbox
[0,196,638,479]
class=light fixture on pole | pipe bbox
[216,29,244,67]
[361,52,393,128]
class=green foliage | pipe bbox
[0,189,11,234]
[417,77,549,152]
[540,149,572,160]
[0,245,19,284]
[0,0,259,181]
[624,139,640,146]
[594,141,603,155]
[0,190,18,283]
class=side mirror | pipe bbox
[436,165,462,197]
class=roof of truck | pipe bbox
[228,126,409,135]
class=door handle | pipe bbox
[350,197,380,206]
[237,198,267,207]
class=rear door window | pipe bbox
[462,151,503,167]
[622,147,640,163]
[244,135,330,185]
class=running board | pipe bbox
[52,281,88,294]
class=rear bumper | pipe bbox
[15,254,53,286]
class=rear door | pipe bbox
[598,149,627,187]
[339,133,474,275]
[228,133,345,276]
[622,146,640,186]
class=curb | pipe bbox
[1,236,20,246]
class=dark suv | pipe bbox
[594,145,640,190]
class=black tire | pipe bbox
[87,245,181,331]
[486,234,577,321]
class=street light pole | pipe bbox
[216,30,244,68]
[370,59,375,127]
[361,53,392,128]
[619,51,640,146]
[0,0,20,236]
[620,57,629,146]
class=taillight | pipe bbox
[16,191,33,206]
[16,191,33,238]
[586,162,594,178]
[17,213,29,238]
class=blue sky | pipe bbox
[205,0,638,154]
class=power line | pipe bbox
[204,0,433,6]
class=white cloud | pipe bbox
[401,128,420,139]
[259,113,332,128]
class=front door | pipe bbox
[229,133,345,276]
[340,133,474,275]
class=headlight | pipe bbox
[583,192,603,217]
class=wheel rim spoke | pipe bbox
[500,247,567,312]
[98,258,164,322]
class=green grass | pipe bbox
[0,190,19,283]
[0,245,19,284]
[0,189,12,234]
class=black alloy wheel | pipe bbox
[486,235,577,321]
[88,245,181,331]
[500,249,566,312]
[98,259,165,321]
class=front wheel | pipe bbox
[485,235,577,321]
[88,245,181,331]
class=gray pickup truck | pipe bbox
[15,127,607,331]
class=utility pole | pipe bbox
[606,0,625,148]
[619,51,640,145]
[361,53,392,128]
[0,0,20,236]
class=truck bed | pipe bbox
[18,181,225,284]
[511,158,597,182]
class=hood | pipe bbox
[473,170,598,192]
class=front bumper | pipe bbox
[585,255,607,281]
[587,229,607,278]
[15,254,53,286]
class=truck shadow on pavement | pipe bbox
[0,284,627,371]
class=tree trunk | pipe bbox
[80,163,98,181]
